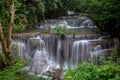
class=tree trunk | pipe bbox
[0,23,8,54]
[0,0,15,66]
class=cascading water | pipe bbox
[12,33,113,79]
[71,40,91,68]
[56,40,62,65]
[11,16,114,79]
[22,35,61,78]
[12,41,28,59]
[90,49,112,65]
[71,37,112,67]
[38,16,97,29]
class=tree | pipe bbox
[45,0,65,18]
[0,0,15,66]
[66,0,89,12]
[87,0,120,40]
[18,0,45,28]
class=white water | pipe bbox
[12,41,28,59]
[90,49,112,65]
[71,40,91,68]
[38,16,97,29]
[71,37,112,67]
[22,36,61,77]
[56,40,62,64]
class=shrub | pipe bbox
[63,61,120,80]
[0,59,26,80]
[53,24,71,37]
[13,23,25,33]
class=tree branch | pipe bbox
[7,0,15,53]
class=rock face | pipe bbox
[45,68,63,80]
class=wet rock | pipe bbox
[45,68,63,80]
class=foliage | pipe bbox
[13,23,25,33]
[66,0,91,12]
[65,0,120,39]
[0,59,26,80]
[0,58,49,80]
[0,0,25,33]
[87,0,120,39]
[0,53,5,70]
[53,24,71,37]
[45,0,65,18]
[13,0,27,32]
[63,49,120,80]
[0,0,10,36]
[0,0,9,26]
[23,0,45,26]
[63,61,120,80]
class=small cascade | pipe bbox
[90,49,112,65]
[24,36,62,78]
[56,40,62,65]
[28,36,46,57]
[71,40,91,67]
[71,38,113,66]
[38,16,97,28]
[12,41,28,59]
[80,19,96,28]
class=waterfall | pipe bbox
[71,40,91,68]
[80,19,96,28]
[22,35,61,77]
[38,16,97,29]
[56,40,62,65]
[12,41,28,59]
[71,38,112,66]
[12,33,113,78]
[90,49,112,65]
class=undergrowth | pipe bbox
[0,58,47,80]
[0,59,26,80]
[63,60,120,80]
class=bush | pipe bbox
[53,24,71,37]
[0,59,26,80]
[0,58,49,80]
[63,61,120,80]
[13,23,25,33]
